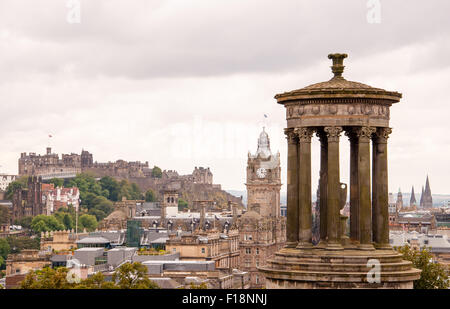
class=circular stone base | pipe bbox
[258,247,421,289]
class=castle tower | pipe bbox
[423,175,433,208]
[410,186,417,207]
[259,53,420,289]
[245,127,281,218]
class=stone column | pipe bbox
[345,130,359,243]
[372,127,392,249]
[354,126,376,250]
[316,129,328,245]
[295,127,314,248]
[324,126,343,250]
[284,128,299,248]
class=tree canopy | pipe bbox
[151,166,162,178]
[20,262,160,289]
[396,245,449,289]
[145,189,156,202]
[5,176,28,199]
[178,198,188,211]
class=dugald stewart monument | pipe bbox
[259,54,421,288]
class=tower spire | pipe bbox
[410,186,416,207]
[423,175,433,208]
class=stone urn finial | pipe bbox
[328,53,348,78]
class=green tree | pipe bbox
[178,198,188,211]
[145,189,156,202]
[20,267,74,289]
[112,262,160,289]
[79,214,97,231]
[99,176,121,201]
[30,215,65,233]
[396,245,449,289]
[151,166,162,178]
[0,238,10,270]
[14,216,33,229]
[73,271,117,289]
[62,214,73,230]
[5,176,28,199]
[47,178,64,188]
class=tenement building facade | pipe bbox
[237,128,286,288]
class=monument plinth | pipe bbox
[259,54,421,288]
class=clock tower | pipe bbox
[246,128,281,218]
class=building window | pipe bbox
[172,248,176,253]
[255,275,259,284]
[201,248,205,254]
[245,248,251,254]
[256,248,259,255]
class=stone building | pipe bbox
[41,183,80,214]
[11,176,44,222]
[165,229,240,272]
[40,230,89,252]
[237,128,286,288]
[5,249,51,276]
[18,147,149,179]
[11,177,80,221]
[98,198,143,231]
[192,167,213,185]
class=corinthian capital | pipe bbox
[354,126,376,142]
[374,127,392,143]
[324,126,343,142]
[294,127,314,143]
[284,128,298,144]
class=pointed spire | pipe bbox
[410,186,417,206]
[423,175,433,208]
[425,175,431,194]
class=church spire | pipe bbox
[410,186,417,207]
[423,175,433,208]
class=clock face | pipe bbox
[256,167,267,178]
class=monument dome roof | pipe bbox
[275,53,402,103]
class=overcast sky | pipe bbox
[0,0,449,195]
